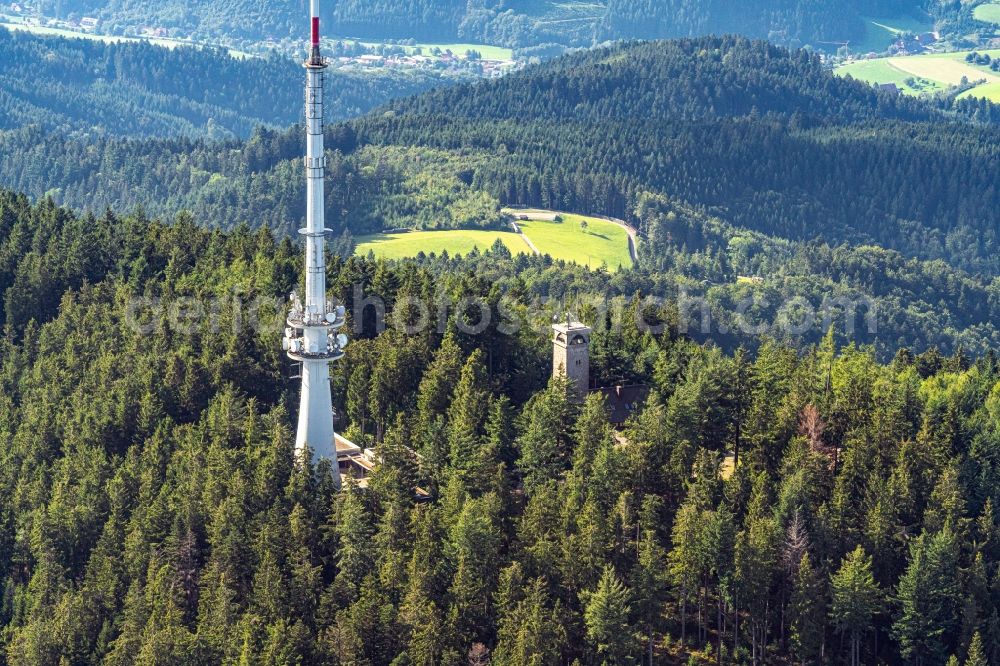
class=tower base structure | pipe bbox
[295,360,336,461]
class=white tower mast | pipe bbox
[283,0,347,486]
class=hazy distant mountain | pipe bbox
[43,0,934,50]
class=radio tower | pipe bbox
[282,0,347,486]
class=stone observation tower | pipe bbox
[552,315,591,402]
[282,0,348,486]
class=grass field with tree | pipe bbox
[0,15,252,57]
[355,211,634,270]
[836,48,1000,100]
[517,213,634,270]
[835,58,943,93]
[958,80,1000,101]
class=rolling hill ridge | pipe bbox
[365,38,1000,274]
[0,26,441,138]
[41,0,936,50]
[2,36,998,356]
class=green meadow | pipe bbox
[0,17,253,57]
[958,80,1000,102]
[835,58,943,94]
[974,3,1000,24]
[355,229,530,260]
[346,38,513,61]
[516,214,634,270]
[854,14,934,55]
[355,212,634,270]
[835,49,1000,101]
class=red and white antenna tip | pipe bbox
[311,0,320,46]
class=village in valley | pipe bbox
[319,41,520,78]
[1,1,522,77]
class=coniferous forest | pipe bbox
[0,28,441,139]
[2,37,1000,357]
[3,186,1000,665]
[4,13,1000,666]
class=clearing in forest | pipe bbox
[854,14,934,54]
[0,16,253,57]
[974,3,1000,24]
[835,58,943,94]
[835,48,1000,101]
[514,212,634,270]
[887,55,1000,86]
[355,210,635,270]
[354,229,530,260]
[958,81,1000,102]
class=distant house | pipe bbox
[80,16,99,30]
[595,385,651,426]
[878,82,900,95]
[891,34,932,55]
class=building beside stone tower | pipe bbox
[552,318,591,401]
[552,317,650,422]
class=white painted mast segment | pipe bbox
[282,0,347,486]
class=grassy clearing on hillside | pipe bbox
[1,19,173,47]
[855,14,934,54]
[517,214,633,270]
[959,80,1000,101]
[530,0,604,42]
[835,48,1000,100]
[410,43,513,60]
[836,59,943,93]
[974,3,1000,24]
[888,55,1000,85]
[355,212,634,270]
[355,230,530,259]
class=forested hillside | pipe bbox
[6,37,1000,263]
[3,189,1000,665]
[369,38,1000,275]
[0,27,440,138]
[597,0,917,44]
[3,36,1000,356]
[40,0,938,49]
